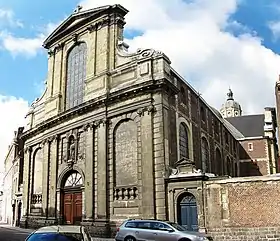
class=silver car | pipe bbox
[115,219,210,241]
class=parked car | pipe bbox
[115,219,210,241]
[25,225,93,241]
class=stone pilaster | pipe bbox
[22,146,32,217]
[49,135,59,217]
[96,120,108,219]
[46,51,55,97]
[53,44,64,96]
[83,123,95,220]
[42,139,49,217]
[139,106,155,219]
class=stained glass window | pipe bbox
[66,43,87,110]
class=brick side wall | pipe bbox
[206,176,280,241]
[239,139,269,175]
[173,77,238,176]
[240,139,267,159]
[209,227,280,241]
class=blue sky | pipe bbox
[1,0,280,166]
[0,0,280,103]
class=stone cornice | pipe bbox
[21,79,178,140]
[44,6,127,49]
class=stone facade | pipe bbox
[18,4,270,238]
[2,127,24,226]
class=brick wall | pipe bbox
[239,139,269,175]
[240,139,267,159]
[170,75,239,176]
[206,176,280,241]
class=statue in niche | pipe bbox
[69,138,75,160]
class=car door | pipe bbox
[134,221,156,241]
[152,222,177,241]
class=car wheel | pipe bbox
[124,235,136,241]
[178,238,191,241]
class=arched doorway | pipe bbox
[61,171,83,225]
[177,193,198,231]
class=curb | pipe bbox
[0,225,34,233]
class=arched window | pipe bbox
[66,42,87,109]
[180,87,187,105]
[226,156,231,176]
[201,138,209,172]
[215,148,222,175]
[64,172,83,188]
[179,123,189,160]
[33,148,43,194]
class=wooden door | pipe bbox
[73,192,82,224]
[63,192,82,224]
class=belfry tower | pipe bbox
[220,89,242,118]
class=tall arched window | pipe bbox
[215,148,222,175]
[201,138,209,172]
[226,156,231,176]
[66,42,87,109]
[179,123,189,160]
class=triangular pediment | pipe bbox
[43,4,128,49]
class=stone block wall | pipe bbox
[205,175,280,241]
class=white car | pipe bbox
[25,225,93,241]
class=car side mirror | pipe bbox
[167,228,174,233]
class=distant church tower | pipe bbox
[220,89,242,118]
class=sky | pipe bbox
[1,0,280,170]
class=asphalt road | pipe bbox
[0,226,32,241]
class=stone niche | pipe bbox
[114,119,138,187]
[112,118,139,217]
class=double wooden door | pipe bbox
[63,191,82,225]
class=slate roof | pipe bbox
[210,107,244,139]
[226,114,264,138]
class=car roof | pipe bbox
[34,225,83,234]
[126,219,166,223]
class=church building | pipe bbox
[220,89,278,176]
[19,4,271,236]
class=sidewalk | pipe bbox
[0,224,34,233]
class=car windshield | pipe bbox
[168,223,188,231]
[26,232,83,241]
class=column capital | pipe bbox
[137,104,156,117]
[24,146,32,154]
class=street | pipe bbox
[0,226,31,241]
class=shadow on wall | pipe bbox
[239,145,262,176]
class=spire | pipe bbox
[227,88,233,100]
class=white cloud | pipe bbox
[0,9,23,28]
[0,19,61,58]
[0,32,44,58]
[0,95,28,171]
[80,0,280,114]
[268,21,280,41]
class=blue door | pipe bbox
[178,193,198,231]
